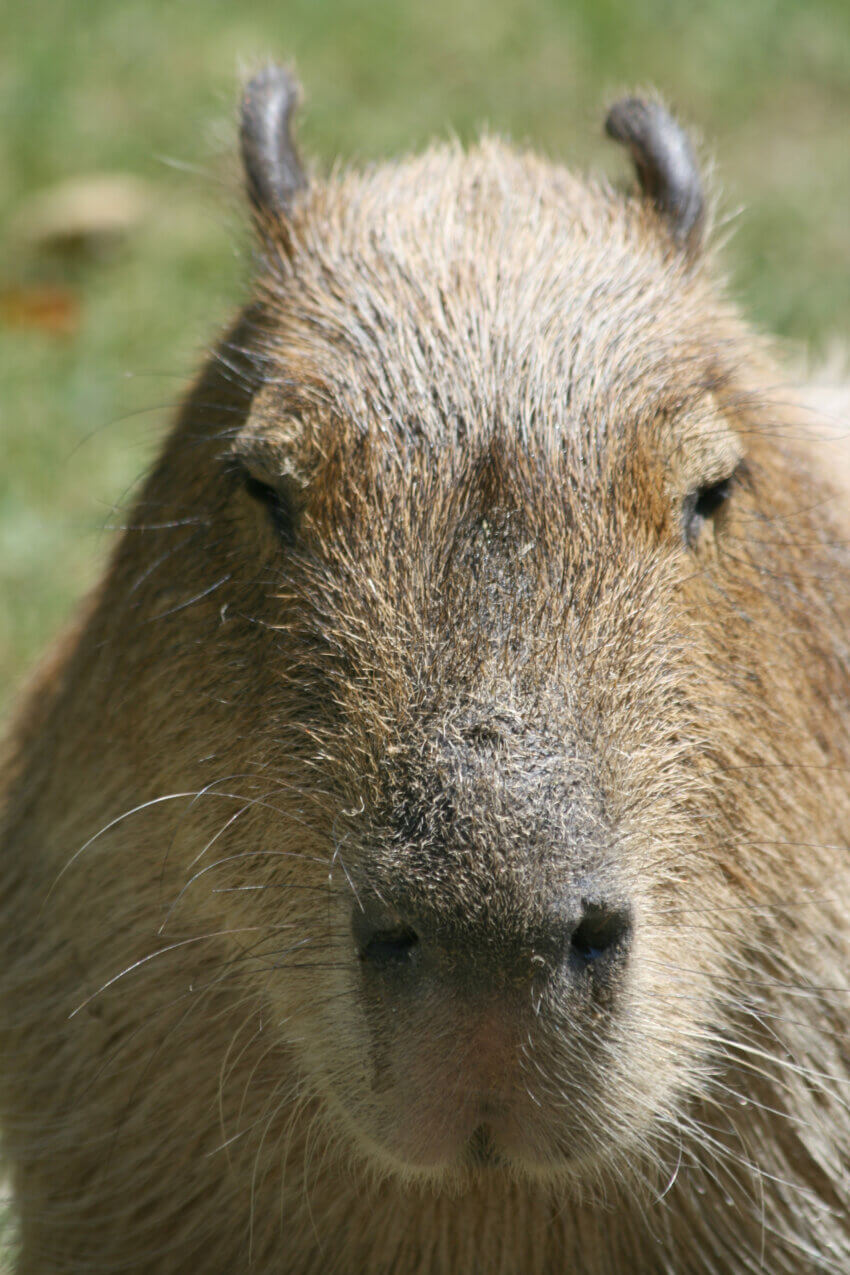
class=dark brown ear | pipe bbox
[605,97,704,255]
[240,65,307,222]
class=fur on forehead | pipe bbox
[249,139,727,459]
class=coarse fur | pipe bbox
[2,80,850,1274]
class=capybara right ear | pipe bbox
[605,96,705,256]
[240,65,308,228]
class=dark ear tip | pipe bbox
[240,64,307,221]
[242,66,300,124]
[604,96,656,143]
[605,95,705,254]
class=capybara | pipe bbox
[2,68,850,1273]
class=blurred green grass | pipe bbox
[1,0,849,727]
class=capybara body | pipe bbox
[2,73,850,1273]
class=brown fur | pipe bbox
[3,108,850,1274]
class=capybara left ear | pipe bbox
[605,96,705,255]
[240,65,307,224]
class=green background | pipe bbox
[1,0,849,724]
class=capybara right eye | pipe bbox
[239,467,296,542]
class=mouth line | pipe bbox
[465,1124,503,1167]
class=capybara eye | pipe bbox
[239,467,296,543]
[683,470,737,547]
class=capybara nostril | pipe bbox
[361,926,420,966]
[570,902,632,966]
[355,910,420,969]
[352,897,420,970]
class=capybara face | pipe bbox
[205,138,783,1188]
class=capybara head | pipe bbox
[196,74,845,1188]
[4,67,850,1274]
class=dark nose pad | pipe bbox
[353,895,631,981]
